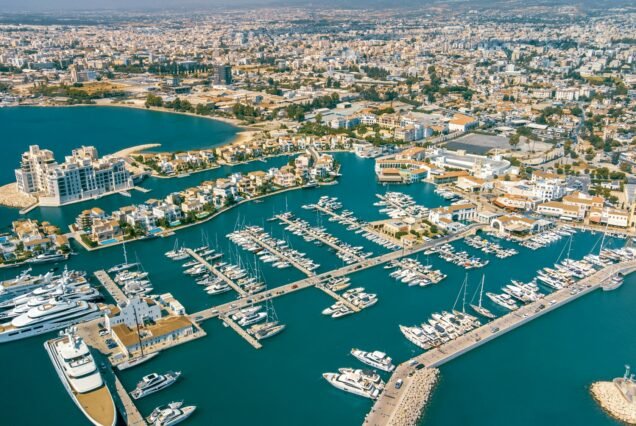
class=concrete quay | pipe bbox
[276,213,366,262]
[94,270,128,305]
[185,248,248,297]
[220,315,263,349]
[365,259,636,426]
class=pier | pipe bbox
[365,259,636,426]
[113,374,147,426]
[185,249,248,297]
[220,315,263,349]
[94,270,128,304]
[242,227,316,276]
[276,213,366,262]
[316,282,361,312]
[190,225,481,322]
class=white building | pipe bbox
[15,145,133,206]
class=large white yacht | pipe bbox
[351,348,395,372]
[44,329,117,426]
[0,287,101,320]
[0,269,55,297]
[322,370,381,399]
[147,401,196,426]
[131,371,181,400]
[0,299,103,343]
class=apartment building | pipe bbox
[15,145,133,206]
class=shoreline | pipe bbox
[72,181,335,252]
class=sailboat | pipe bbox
[107,243,139,273]
[117,300,159,370]
[470,274,497,319]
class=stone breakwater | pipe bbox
[387,368,440,426]
[0,183,37,209]
[590,381,636,425]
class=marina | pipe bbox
[0,129,633,426]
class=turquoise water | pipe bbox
[0,107,631,426]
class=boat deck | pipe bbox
[77,385,118,426]
[243,227,316,276]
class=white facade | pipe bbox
[15,145,133,206]
[105,296,162,331]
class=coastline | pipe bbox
[71,181,334,252]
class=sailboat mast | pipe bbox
[132,301,144,357]
[479,274,485,308]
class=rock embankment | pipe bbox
[590,380,636,425]
[388,368,440,426]
[0,183,37,209]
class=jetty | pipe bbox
[316,283,361,312]
[313,204,399,247]
[94,270,128,305]
[220,315,263,349]
[113,374,147,426]
[276,213,366,262]
[590,366,636,425]
[242,227,316,276]
[185,248,248,297]
[190,225,481,322]
[365,259,636,425]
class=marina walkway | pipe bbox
[365,259,636,425]
[185,249,248,297]
[243,227,316,276]
[113,374,147,426]
[276,213,366,262]
[220,315,263,349]
[190,225,481,322]
[94,270,127,305]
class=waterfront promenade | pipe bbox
[364,259,636,426]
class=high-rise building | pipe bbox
[211,64,232,85]
[15,145,133,206]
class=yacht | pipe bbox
[322,370,381,399]
[0,300,102,343]
[0,287,101,320]
[147,401,196,426]
[44,329,117,426]
[27,251,69,264]
[252,321,286,340]
[131,371,181,400]
[238,312,267,327]
[350,348,395,372]
[0,269,56,297]
[116,352,160,371]
[485,292,519,311]
[108,244,139,273]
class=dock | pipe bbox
[94,270,128,305]
[243,227,316,276]
[189,225,481,322]
[364,259,636,425]
[316,283,361,312]
[220,315,263,349]
[185,249,248,297]
[276,213,366,262]
[113,375,147,426]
